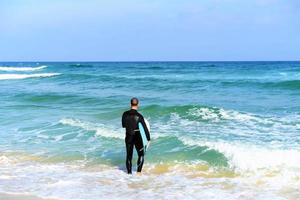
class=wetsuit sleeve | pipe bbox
[122,112,126,128]
[140,116,150,141]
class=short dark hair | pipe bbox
[131,97,139,106]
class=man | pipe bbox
[122,97,151,174]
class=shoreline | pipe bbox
[0,192,56,200]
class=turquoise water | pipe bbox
[0,62,300,199]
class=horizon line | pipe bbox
[1,60,300,63]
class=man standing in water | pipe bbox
[122,98,151,174]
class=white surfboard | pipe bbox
[138,119,150,153]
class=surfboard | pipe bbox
[138,119,150,153]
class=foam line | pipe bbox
[0,65,47,71]
[0,73,60,80]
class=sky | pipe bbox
[0,0,299,61]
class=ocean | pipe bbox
[0,62,299,199]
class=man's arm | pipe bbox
[122,112,126,128]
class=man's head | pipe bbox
[130,97,139,109]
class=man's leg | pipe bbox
[125,140,134,174]
[135,136,145,173]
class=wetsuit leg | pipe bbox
[125,138,134,174]
[135,134,145,172]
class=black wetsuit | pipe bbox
[122,109,150,174]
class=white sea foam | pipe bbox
[59,118,161,140]
[0,73,60,80]
[173,107,300,140]
[0,156,12,165]
[165,111,300,172]
[58,112,300,175]
[188,107,262,122]
[1,112,300,199]
[180,137,300,172]
[0,65,47,71]
[59,118,124,139]
[154,106,300,173]
[0,153,299,200]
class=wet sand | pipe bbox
[0,193,55,200]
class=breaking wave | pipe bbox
[0,65,47,72]
[0,73,60,80]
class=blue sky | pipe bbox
[0,0,299,61]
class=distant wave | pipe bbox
[221,79,300,90]
[59,118,124,139]
[69,64,94,68]
[0,65,47,72]
[0,73,60,80]
[269,80,300,90]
